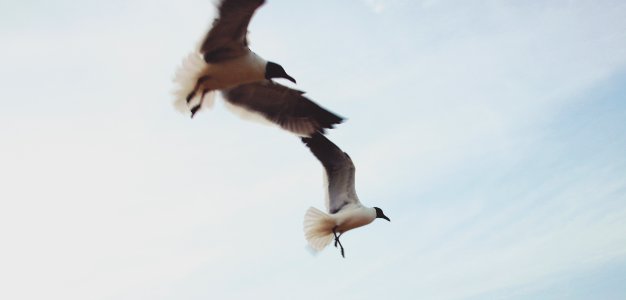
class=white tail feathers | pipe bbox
[172,52,215,114]
[303,207,335,251]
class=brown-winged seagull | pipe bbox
[301,133,390,258]
[173,0,344,136]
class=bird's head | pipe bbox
[266,61,296,83]
[374,207,390,222]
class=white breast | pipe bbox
[334,206,376,233]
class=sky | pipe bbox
[1,0,626,299]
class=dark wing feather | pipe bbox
[301,133,359,214]
[222,81,345,137]
[199,0,265,63]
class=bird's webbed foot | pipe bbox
[190,104,201,118]
[189,89,211,118]
[186,90,197,103]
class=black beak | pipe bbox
[382,215,390,222]
[283,74,296,84]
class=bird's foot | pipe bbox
[190,105,201,118]
[186,90,196,103]
[335,237,345,258]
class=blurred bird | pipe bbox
[173,0,344,136]
[301,133,390,257]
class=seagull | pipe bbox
[301,133,390,258]
[173,0,344,136]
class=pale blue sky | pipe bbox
[1,0,626,299]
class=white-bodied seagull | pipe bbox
[301,133,390,258]
[173,0,344,136]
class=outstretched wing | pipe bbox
[301,133,359,214]
[199,0,265,63]
[222,81,345,137]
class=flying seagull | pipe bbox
[173,0,344,136]
[301,133,390,258]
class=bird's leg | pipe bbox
[186,75,210,103]
[337,238,345,258]
[190,89,210,118]
[333,231,343,248]
[333,226,345,258]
